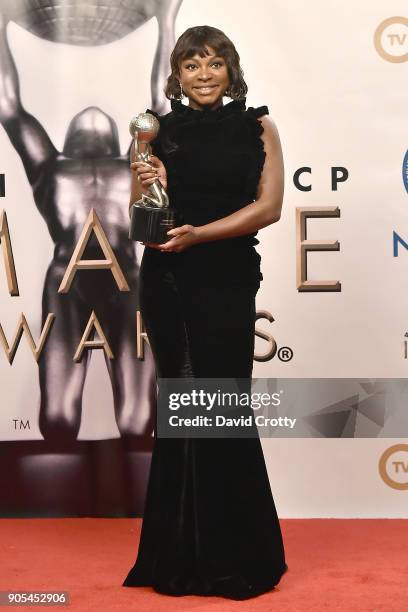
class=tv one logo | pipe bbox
[403,150,408,194]
[379,444,408,490]
[374,16,408,63]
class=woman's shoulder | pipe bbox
[243,103,271,140]
[245,103,269,119]
[145,107,167,122]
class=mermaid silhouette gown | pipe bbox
[122,98,288,599]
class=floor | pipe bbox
[1,518,407,611]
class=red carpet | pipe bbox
[1,519,407,611]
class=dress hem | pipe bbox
[122,562,288,601]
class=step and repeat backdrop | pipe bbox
[0,0,407,516]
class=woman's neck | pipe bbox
[187,97,224,112]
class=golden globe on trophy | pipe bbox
[128,113,177,244]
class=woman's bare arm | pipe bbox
[195,115,284,243]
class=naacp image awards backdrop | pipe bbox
[0,0,407,517]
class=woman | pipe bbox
[122,25,288,600]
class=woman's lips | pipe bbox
[193,85,218,95]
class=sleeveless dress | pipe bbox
[122,98,288,599]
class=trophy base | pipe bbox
[128,204,178,244]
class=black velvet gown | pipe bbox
[122,98,288,599]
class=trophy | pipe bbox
[128,113,177,244]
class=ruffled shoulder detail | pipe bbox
[243,105,269,201]
[145,108,161,121]
[246,104,269,119]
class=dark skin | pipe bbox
[130,46,285,252]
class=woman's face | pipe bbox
[178,46,230,110]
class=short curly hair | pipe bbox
[165,25,248,101]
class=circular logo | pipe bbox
[378,444,408,489]
[403,150,408,195]
[374,17,408,63]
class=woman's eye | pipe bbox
[184,62,223,70]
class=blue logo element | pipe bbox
[403,150,408,194]
[393,231,408,256]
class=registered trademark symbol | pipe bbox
[278,346,293,362]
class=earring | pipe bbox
[178,80,185,100]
